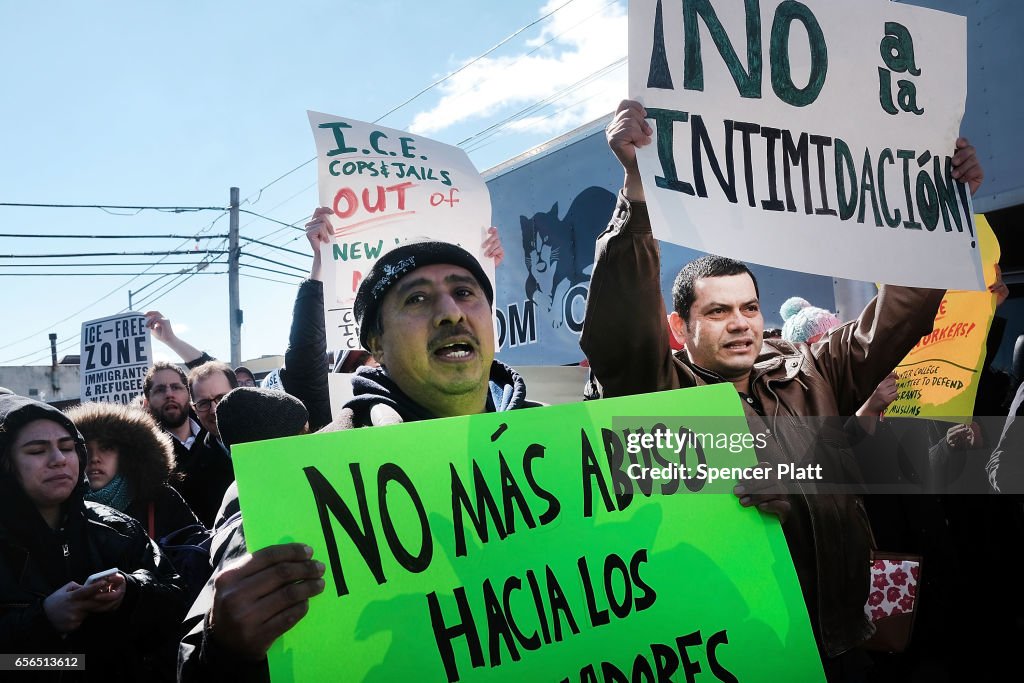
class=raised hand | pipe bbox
[606,100,653,201]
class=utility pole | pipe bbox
[229,187,241,367]
[128,290,133,311]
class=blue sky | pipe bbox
[0,0,627,366]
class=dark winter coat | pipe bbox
[280,278,333,432]
[0,394,185,680]
[175,433,233,528]
[64,401,200,539]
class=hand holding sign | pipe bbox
[305,207,335,283]
[208,543,326,661]
[144,310,178,345]
[305,207,334,247]
[862,372,900,418]
[734,463,792,523]
[952,137,983,196]
[482,226,504,268]
[606,100,652,201]
[990,264,1009,307]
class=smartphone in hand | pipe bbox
[83,568,119,591]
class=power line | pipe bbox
[465,80,619,155]
[130,252,225,313]
[239,262,305,279]
[244,183,316,239]
[0,209,231,360]
[243,209,314,259]
[0,261,220,267]
[424,0,620,126]
[236,191,316,265]
[0,271,227,277]
[127,272,177,300]
[0,250,228,259]
[0,272,165,359]
[236,207,317,269]
[238,209,305,232]
[125,254,225,304]
[459,57,625,150]
[130,273,196,312]
[246,182,316,227]
[239,236,311,259]
[0,202,224,213]
[0,251,223,365]
[240,252,309,274]
[0,233,228,240]
[248,159,317,205]
[2,333,81,366]
[241,272,303,286]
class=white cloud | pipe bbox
[409,0,627,139]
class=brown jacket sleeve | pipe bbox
[811,284,945,416]
[580,192,683,398]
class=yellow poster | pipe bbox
[884,215,999,419]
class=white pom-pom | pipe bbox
[780,296,811,321]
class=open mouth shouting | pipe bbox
[432,339,478,362]
[722,339,755,354]
[435,343,475,360]
[430,328,480,363]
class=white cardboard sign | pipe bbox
[630,0,983,289]
[308,111,494,352]
[79,312,152,404]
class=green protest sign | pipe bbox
[232,384,824,682]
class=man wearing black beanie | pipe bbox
[180,222,534,681]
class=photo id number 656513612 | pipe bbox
[1,655,86,671]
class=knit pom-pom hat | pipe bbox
[780,296,841,343]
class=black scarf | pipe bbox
[344,360,532,425]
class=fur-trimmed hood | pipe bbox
[64,401,176,502]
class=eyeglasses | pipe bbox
[237,378,257,387]
[150,383,187,397]
[194,393,228,413]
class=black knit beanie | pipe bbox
[215,387,309,448]
[353,239,493,351]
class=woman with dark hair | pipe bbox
[65,401,200,540]
[0,393,185,678]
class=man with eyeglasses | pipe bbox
[142,362,203,460]
[173,361,238,527]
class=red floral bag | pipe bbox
[862,551,922,652]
